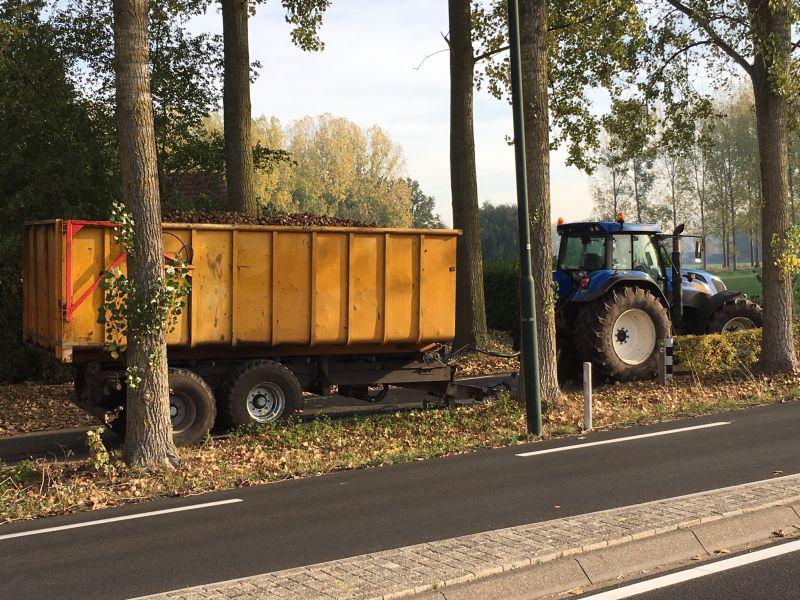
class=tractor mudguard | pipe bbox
[569,272,669,306]
[693,290,743,330]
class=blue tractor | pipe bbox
[550,216,762,381]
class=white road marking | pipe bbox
[0,498,242,541]
[580,539,800,599]
[515,421,731,457]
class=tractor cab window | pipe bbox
[632,235,661,280]
[611,235,632,270]
[560,236,606,271]
[657,238,674,269]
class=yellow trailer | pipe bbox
[24,220,459,444]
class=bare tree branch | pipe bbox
[413,47,449,70]
[664,0,753,75]
[654,39,714,77]
[473,45,508,64]
[413,32,450,71]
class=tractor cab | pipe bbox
[551,215,762,381]
[554,220,665,301]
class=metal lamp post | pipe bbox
[507,0,542,436]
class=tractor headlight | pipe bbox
[710,276,727,293]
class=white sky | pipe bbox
[189,0,595,226]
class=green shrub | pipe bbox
[483,260,519,330]
[0,260,71,384]
[674,323,800,376]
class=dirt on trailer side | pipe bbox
[162,210,376,228]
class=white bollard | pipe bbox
[583,361,592,431]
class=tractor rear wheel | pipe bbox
[575,287,671,381]
[708,298,762,333]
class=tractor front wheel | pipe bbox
[575,287,671,381]
[707,298,762,333]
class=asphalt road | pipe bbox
[583,539,800,599]
[0,373,515,464]
[0,401,798,600]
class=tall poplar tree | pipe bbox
[448,0,488,349]
[472,0,644,405]
[519,0,559,404]
[112,0,178,467]
[221,0,330,215]
[644,0,799,373]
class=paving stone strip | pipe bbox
[136,474,800,600]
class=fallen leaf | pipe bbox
[772,529,791,538]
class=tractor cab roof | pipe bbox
[557,221,662,235]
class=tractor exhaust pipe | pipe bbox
[672,224,685,329]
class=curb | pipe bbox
[417,504,800,599]
[134,474,800,600]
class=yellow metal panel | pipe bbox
[70,227,105,342]
[191,230,232,344]
[35,226,49,342]
[420,236,457,341]
[348,233,386,344]
[163,227,191,346]
[313,232,348,344]
[232,230,272,343]
[46,224,58,345]
[273,232,311,345]
[25,221,459,359]
[385,234,421,343]
[22,226,33,340]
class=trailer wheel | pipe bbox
[168,369,216,446]
[575,287,670,381]
[222,360,302,426]
[107,369,216,446]
[708,298,762,333]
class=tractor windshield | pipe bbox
[559,235,606,271]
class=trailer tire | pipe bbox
[707,297,762,333]
[575,287,670,381]
[107,369,216,446]
[222,360,302,427]
[168,369,216,446]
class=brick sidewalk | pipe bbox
[136,474,800,600]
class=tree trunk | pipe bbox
[726,162,737,271]
[632,160,642,222]
[222,0,257,215]
[721,212,728,268]
[449,0,487,349]
[698,168,707,270]
[519,0,560,406]
[750,0,796,373]
[669,157,677,229]
[112,0,179,468]
[790,164,796,225]
[693,159,708,270]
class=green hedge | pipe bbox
[674,323,800,376]
[483,260,519,330]
[0,258,71,383]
